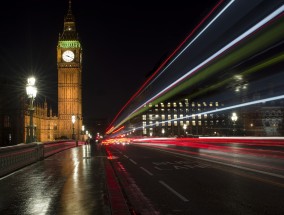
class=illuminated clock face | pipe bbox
[62,50,75,62]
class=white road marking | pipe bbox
[159,180,189,202]
[123,155,129,159]
[129,159,137,165]
[140,167,153,176]
[145,146,284,180]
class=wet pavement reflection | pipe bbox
[0,144,111,215]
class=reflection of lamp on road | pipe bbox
[26,77,37,143]
[71,114,76,140]
[231,112,238,136]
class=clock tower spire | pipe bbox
[57,0,83,140]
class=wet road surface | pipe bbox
[106,143,284,215]
[0,144,112,215]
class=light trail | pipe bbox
[109,5,284,134]
[145,0,235,88]
[130,5,284,116]
[106,0,227,133]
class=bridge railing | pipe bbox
[0,140,78,178]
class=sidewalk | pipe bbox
[0,143,130,215]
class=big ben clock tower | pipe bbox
[57,0,82,139]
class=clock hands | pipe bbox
[66,55,74,59]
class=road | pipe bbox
[106,141,284,215]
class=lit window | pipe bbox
[174,121,178,126]
[161,115,165,120]
[142,115,146,120]
[174,114,177,119]
[192,121,196,126]
[198,121,202,126]
[173,103,177,107]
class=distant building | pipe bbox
[0,78,25,146]
[129,98,284,137]
[130,98,228,137]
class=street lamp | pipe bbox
[81,125,85,141]
[183,124,187,137]
[26,77,37,143]
[161,128,165,136]
[231,112,238,136]
[71,114,76,140]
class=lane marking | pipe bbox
[123,155,129,159]
[159,180,189,202]
[129,159,137,165]
[143,146,284,180]
[140,167,154,176]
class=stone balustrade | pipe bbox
[0,141,77,178]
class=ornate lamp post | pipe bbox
[231,112,238,136]
[71,114,76,140]
[26,77,37,143]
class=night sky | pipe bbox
[0,0,219,126]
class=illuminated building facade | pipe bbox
[23,101,58,142]
[129,98,284,137]
[57,1,83,139]
[137,99,227,137]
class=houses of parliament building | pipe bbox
[0,1,83,146]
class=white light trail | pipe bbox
[122,5,284,125]
[146,0,235,86]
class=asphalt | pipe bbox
[0,143,131,215]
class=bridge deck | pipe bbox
[0,144,130,215]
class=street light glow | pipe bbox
[231,112,238,122]
[72,115,76,124]
[26,76,37,143]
